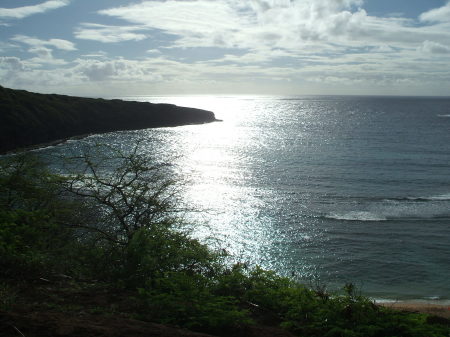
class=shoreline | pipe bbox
[2,132,102,155]
[3,118,223,155]
[377,300,450,319]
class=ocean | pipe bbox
[39,95,450,303]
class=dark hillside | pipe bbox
[0,86,217,153]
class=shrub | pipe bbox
[137,270,250,332]
[0,155,73,279]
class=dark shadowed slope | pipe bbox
[0,86,217,153]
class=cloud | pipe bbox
[99,1,242,34]
[97,0,450,53]
[419,2,450,23]
[0,0,70,19]
[74,23,148,43]
[0,56,25,71]
[210,48,292,64]
[3,0,450,96]
[73,58,163,82]
[2,51,450,96]
[147,49,162,55]
[97,1,246,48]
[78,60,119,81]
[27,46,67,65]
[420,40,450,54]
[81,51,108,58]
[11,35,76,51]
[0,57,27,84]
[2,38,70,67]
[29,47,53,59]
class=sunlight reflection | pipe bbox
[119,95,322,275]
[153,96,281,265]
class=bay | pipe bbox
[40,95,450,302]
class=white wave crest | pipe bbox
[404,193,450,201]
[428,193,450,201]
[326,211,387,222]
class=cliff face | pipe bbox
[0,86,217,153]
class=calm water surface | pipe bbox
[41,95,450,302]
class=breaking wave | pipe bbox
[387,193,450,202]
[326,211,387,222]
[324,193,450,222]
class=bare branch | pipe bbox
[61,143,181,244]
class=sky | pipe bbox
[1,0,450,97]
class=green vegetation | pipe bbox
[1,146,449,337]
[0,85,216,153]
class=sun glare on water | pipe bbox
[133,95,282,263]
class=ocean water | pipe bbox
[40,95,450,302]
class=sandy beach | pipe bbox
[378,301,450,319]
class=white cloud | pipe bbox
[48,39,76,51]
[11,35,76,51]
[2,51,449,96]
[99,1,242,33]
[0,56,25,71]
[29,47,53,59]
[371,45,395,53]
[27,46,67,65]
[419,2,450,23]
[0,41,20,54]
[3,0,450,95]
[97,0,450,53]
[147,49,162,55]
[0,57,27,85]
[98,1,249,48]
[1,43,68,70]
[420,40,450,54]
[0,0,70,19]
[73,58,162,82]
[210,49,292,64]
[81,51,108,58]
[74,23,148,43]
[77,60,119,81]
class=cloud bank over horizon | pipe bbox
[1,0,449,96]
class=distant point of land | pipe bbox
[0,86,218,153]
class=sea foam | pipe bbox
[326,211,387,222]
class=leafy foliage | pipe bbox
[0,155,73,279]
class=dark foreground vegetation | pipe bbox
[1,145,449,337]
[0,86,217,153]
